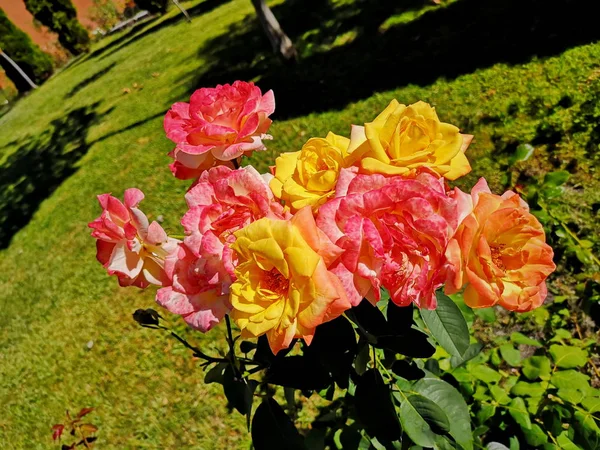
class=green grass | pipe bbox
[1,0,599,447]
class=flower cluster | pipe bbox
[90,81,556,354]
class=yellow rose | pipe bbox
[270,132,349,212]
[229,208,351,354]
[347,100,473,180]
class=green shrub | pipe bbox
[0,8,54,92]
[134,0,170,15]
[24,0,90,55]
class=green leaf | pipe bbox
[508,397,531,430]
[582,396,600,413]
[414,378,473,450]
[522,424,548,446]
[509,143,535,165]
[421,291,470,358]
[558,388,585,405]
[399,395,447,448]
[499,344,521,367]
[510,332,542,347]
[451,342,483,368]
[405,394,451,434]
[556,432,581,450]
[551,370,591,391]
[251,398,305,450]
[543,170,570,187]
[477,404,496,424]
[354,337,369,376]
[490,385,511,405]
[355,369,401,442]
[471,365,502,384]
[522,356,551,380]
[549,344,588,368]
[509,436,520,450]
[474,308,496,323]
[511,381,545,397]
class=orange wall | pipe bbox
[0,0,127,52]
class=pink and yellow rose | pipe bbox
[445,179,556,312]
[347,100,472,180]
[229,207,351,354]
[317,169,459,309]
[270,132,349,212]
[88,188,179,288]
[164,81,275,179]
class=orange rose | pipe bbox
[445,179,556,312]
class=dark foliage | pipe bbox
[134,0,170,15]
[0,8,53,92]
[24,0,90,55]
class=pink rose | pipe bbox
[317,170,459,309]
[88,188,179,288]
[155,165,288,331]
[164,81,275,179]
[156,244,230,332]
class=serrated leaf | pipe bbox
[557,432,581,450]
[450,342,483,368]
[477,404,496,424]
[558,388,585,405]
[582,396,600,413]
[499,344,521,367]
[551,370,590,391]
[549,345,588,368]
[251,398,305,450]
[414,378,473,450]
[508,397,531,430]
[471,365,502,384]
[511,381,545,398]
[421,291,470,358]
[522,356,551,380]
[523,423,548,446]
[490,385,511,405]
[510,332,542,347]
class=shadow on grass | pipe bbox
[188,0,600,120]
[0,104,100,249]
[95,0,234,62]
[66,62,117,98]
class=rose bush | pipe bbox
[91,83,558,450]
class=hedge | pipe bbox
[0,8,54,93]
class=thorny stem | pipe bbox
[225,315,242,377]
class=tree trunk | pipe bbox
[250,0,297,61]
[0,50,38,90]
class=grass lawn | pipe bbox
[1,0,599,448]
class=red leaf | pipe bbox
[76,407,94,419]
[52,424,65,441]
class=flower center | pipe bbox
[263,268,289,294]
[490,244,506,271]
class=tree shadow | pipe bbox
[187,0,600,120]
[65,62,117,98]
[0,104,101,249]
[96,0,234,62]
